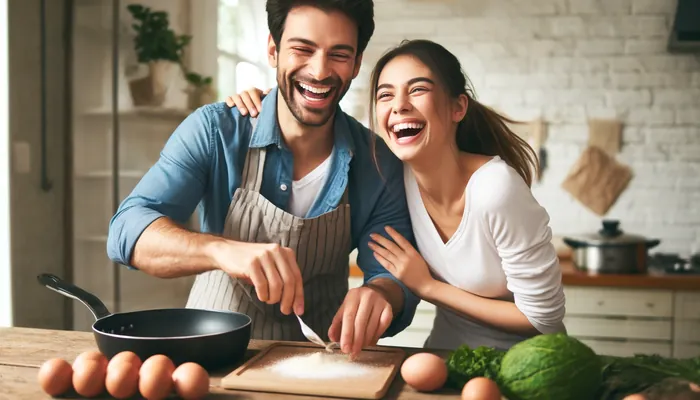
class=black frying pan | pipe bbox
[38,273,251,371]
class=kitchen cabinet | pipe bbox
[69,1,194,331]
[349,275,700,357]
[565,287,700,358]
[563,286,675,357]
[673,291,700,358]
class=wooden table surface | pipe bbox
[0,327,461,400]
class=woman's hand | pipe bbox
[225,87,270,117]
[368,226,435,296]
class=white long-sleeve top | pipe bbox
[405,156,566,351]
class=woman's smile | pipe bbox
[389,120,426,145]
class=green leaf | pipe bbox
[444,345,505,389]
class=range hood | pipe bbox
[668,0,700,53]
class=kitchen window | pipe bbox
[190,0,275,102]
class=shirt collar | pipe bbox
[249,86,356,157]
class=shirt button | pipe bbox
[280,184,288,191]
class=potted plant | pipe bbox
[126,4,191,106]
[183,71,215,110]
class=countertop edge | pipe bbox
[349,259,700,291]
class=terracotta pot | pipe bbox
[186,84,216,110]
[128,60,177,107]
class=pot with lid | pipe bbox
[563,220,661,274]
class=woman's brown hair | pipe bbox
[368,39,539,187]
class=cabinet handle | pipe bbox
[597,301,605,306]
[646,302,654,308]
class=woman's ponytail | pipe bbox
[457,100,539,186]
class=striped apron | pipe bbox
[186,119,352,341]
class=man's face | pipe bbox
[268,6,363,127]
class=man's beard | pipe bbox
[277,70,349,127]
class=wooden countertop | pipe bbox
[350,258,700,291]
[0,327,460,400]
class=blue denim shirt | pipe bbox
[106,87,419,337]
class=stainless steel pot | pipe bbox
[563,220,661,274]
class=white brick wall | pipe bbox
[342,0,700,256]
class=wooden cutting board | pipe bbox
[220,342,406,399]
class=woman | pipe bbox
[225,39,566,351]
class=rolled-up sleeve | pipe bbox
[355,159,420,337]
[106,107,214,268]
[487,168,566,335]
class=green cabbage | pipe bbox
[497,333,603,400]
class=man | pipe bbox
[106,0,419,358]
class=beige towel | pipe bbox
[588,119,622,156]
[561,146,633,216]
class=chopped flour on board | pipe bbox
[266,351,375,379]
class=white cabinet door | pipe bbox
[563,287,674,357]
[673,291,700,358]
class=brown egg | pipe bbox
[139,354,175,400]
[109,351,143,370]
[37,358,73,396]
[623,395,647,400]
[400,352,448,392]
[72,350,106,370]
[106,360,140,399]
[691,383,700,392]
[172,362,210,400]
[72,358,107,398]
[462,377,502,400]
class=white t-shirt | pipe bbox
[288,154,332,218]
[404,156,566,351]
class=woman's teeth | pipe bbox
[391,122,426,144]
[392,122,425,133]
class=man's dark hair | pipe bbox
[266,0,375,55]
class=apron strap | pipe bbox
[241,117,266,192]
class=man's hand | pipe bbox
[225,87,270,117]
[328,286,393,359]
[210,240,304,315]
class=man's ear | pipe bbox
[352,53,364,79]
[267,34,278,68]
[452,94,468,123]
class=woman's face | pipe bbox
[374,54,466,162]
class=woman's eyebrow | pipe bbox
[377,77,435,91]
[406,77,434,85]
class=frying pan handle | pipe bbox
[37,273,111,320]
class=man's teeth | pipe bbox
[392,122,425,133]
[298,82,331,94]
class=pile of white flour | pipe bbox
[267,351,375,379]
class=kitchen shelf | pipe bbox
[75,170,145,179]
[76,236,108,243]
[68,1,193,332]
[83,106,192,120]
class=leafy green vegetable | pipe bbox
[444,344,505,388]
[443,334,700,399]
[598,354,700,400]
[498,333,603,400]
